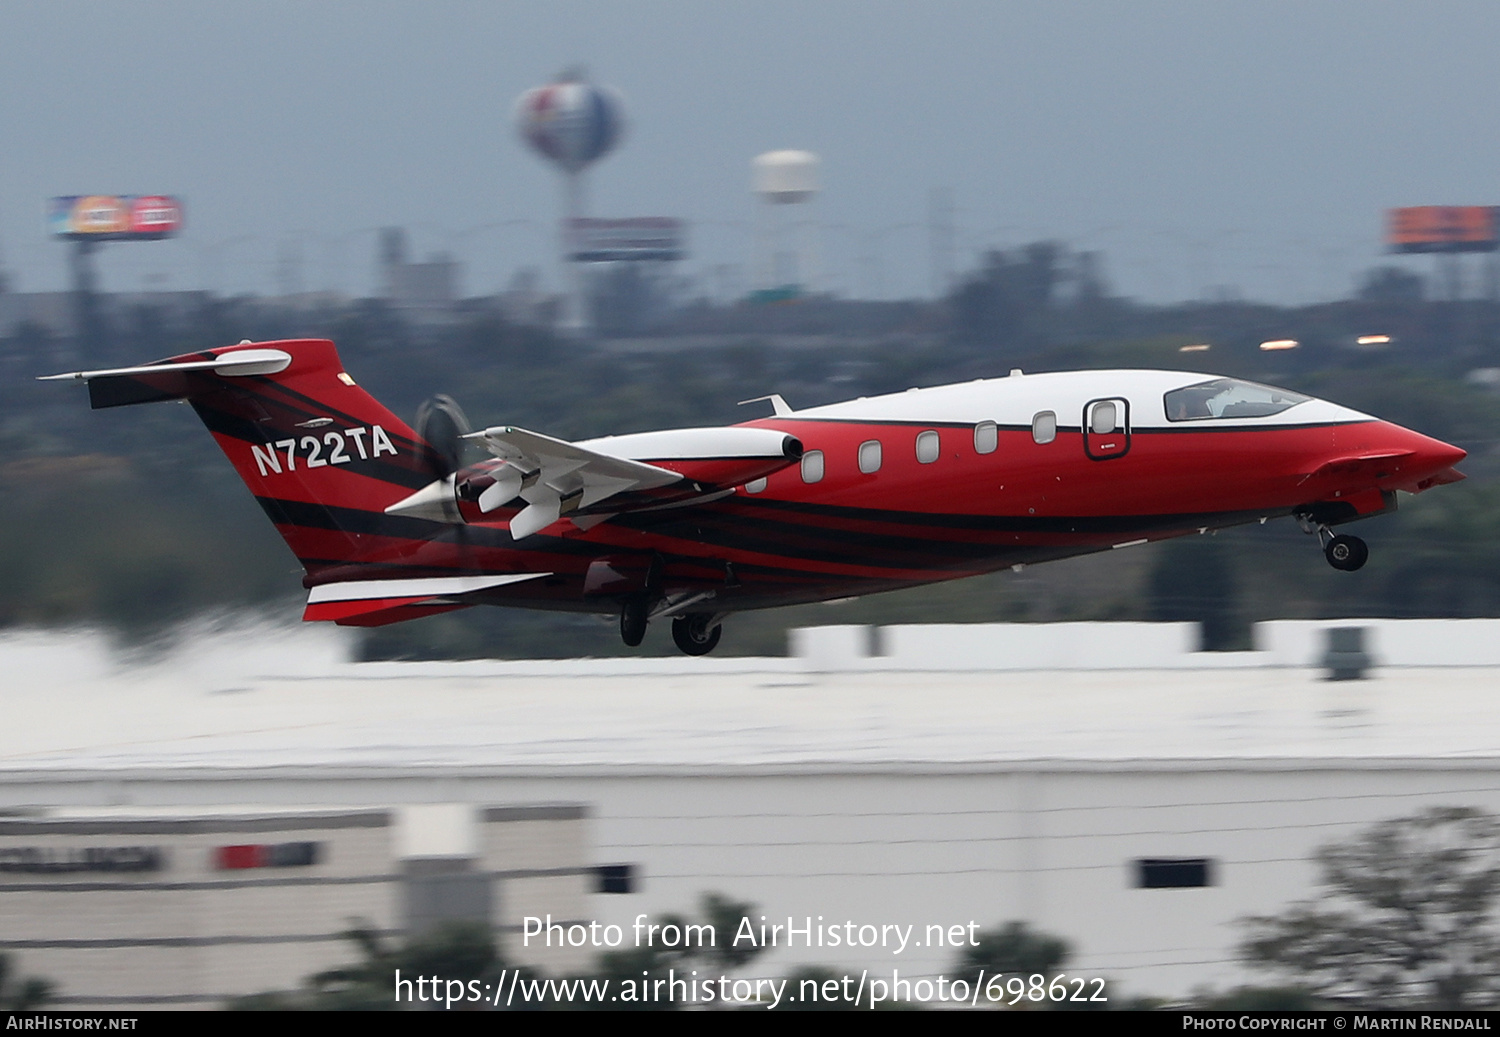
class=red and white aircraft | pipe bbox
[45,338,1467,655]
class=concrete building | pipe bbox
[0,804,593,1009]
[377,228,461,323]
[1,619,1498,1008]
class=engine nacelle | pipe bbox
[579,426,803,488]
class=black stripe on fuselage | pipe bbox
[257,490,1288,590]
[780,415,1372,434]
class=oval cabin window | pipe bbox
[915,430,940,464]
[1091,401,1117,435]
[858,440,882,474]
[801,450,825,483]
[1032,411,1057,445]
[744,477,767,494]
[974,421,998,454]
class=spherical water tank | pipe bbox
[516,74,626,174]
[753,150,820,204]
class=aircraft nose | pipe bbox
[1403,425,1465,467]
[1382,422,1467,491]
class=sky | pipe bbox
[2,0,1499,304]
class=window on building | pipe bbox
[974,421,998,454]
[1032,411,1057,445]
[915,430,940,464]
[596,864,635,894]
[801,450,825,483]
[1134,858,1215,888]
[858,439,882,474]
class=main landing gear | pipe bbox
[618,598,724,656]
[620,595,649,647]
[1299,513,1369,572]
[671,614,722,656]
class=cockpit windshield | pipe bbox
[1164,378,1309,422]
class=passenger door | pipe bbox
[1083,398,1130,460]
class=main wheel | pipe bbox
[1324,534,1369,572]
[671,614,722,656]
[619,596,649,647]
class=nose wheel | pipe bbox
[1298,512,1371,572]
[1324,534,1368,572]
[672,614,722,656]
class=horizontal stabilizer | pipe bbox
[302,572,551,624]
[39,348,294,409]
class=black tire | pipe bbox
[672,614,722,656]
[620,597,649,647]
[1325,534,1369,572]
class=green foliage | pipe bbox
[959,921,1071,977]
[582,893,766,1011]
[227,920,514,1011]
[769,967,852,1011]
[1192,986,1325,1010]
[0,953,52,1011]
[0,469,292,637]
[769,966,921,1011]
[1240,807,1500,1010]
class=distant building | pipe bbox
[0,805,596,1009]
[377,228,462,321]
[0,290,212,343]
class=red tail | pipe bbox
[80,339,442,577]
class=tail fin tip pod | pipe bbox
[44,339,451,595]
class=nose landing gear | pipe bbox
[1297,512,1369,572]
[1324,533,1369,572]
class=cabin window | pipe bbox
[801,450,825,483]
[744,477,768,494]
[1090,401,1118,435]
[915,430,940,464]
[1164,378,1309,421]
[974,421,998,454]
[1032,411,1057,445]
[858,439,882,474]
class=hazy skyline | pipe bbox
[2,1,1498,305]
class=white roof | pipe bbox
[2,622,1499,775]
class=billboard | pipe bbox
[567,217,683,262]
[49,195,183,241]
[1387,206,1498,253]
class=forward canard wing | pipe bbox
[1299,449,1465,494]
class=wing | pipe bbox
[461,425,686,538]
[384,422,801,540]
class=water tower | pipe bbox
[515,70,626,334]
[752,150,820,301]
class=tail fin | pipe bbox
[44,339,477,623]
